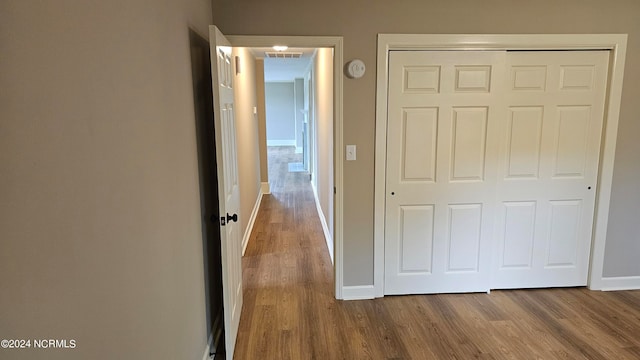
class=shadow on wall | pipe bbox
[188,28,225,358]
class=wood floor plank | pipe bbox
[233,146,640,360]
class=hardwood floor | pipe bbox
[235,146,640,360]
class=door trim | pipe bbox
[226,35,345,299]
[374,34,628,297]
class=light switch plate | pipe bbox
[346,145,356,161]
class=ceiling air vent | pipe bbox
[265,52,303,59]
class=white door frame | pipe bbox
[374,34,628,298]
[226,35,345,299]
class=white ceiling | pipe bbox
[250,47,316,82]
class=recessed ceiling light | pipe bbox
[272,45,288,52]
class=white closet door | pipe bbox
[492,51,609,289]
[384,51,505,295]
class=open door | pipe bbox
[209,25,242,359]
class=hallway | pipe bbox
[233,148,640,360]
[236,145,337,358]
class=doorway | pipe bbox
[261,48,316,185]
[227,35,345,298]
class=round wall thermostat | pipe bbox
[346,59,366,79]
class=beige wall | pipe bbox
[255,59,269,184]
[213,0,640,285]
[232,47,262,244]
[314,48,334,239]
[0,1,213,359]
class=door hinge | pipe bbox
[334,186,336,195]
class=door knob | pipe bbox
[226,213,238,223]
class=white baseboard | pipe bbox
[242,190,264,256]
[202,333,213,360]
[311,183,333,264]
[267,140,295,146]
[260,182,270,195]
[596,276,640,291]
[342,285,375,300]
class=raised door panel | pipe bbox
[398,206,435,273]
[560,66,595,90]
[404,66,441,93]
[511,66,547,91]
[447,204,483,273]
[499,201,537,269]
[552,106,591,178]
[450,107,488,182]
[546,200,582,267]
[402,108,438,182]
[455,66,492,92]
[506,107,543,179]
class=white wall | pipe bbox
[305,69,315,177]
[0,1,212,359]
[314,48,334,242]
[232,47,262,249]
[265,82,296,146]
[294,78,305,152]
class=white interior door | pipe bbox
[209,26,242,359]
[492,51,609,288]
[384,51,505,295]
